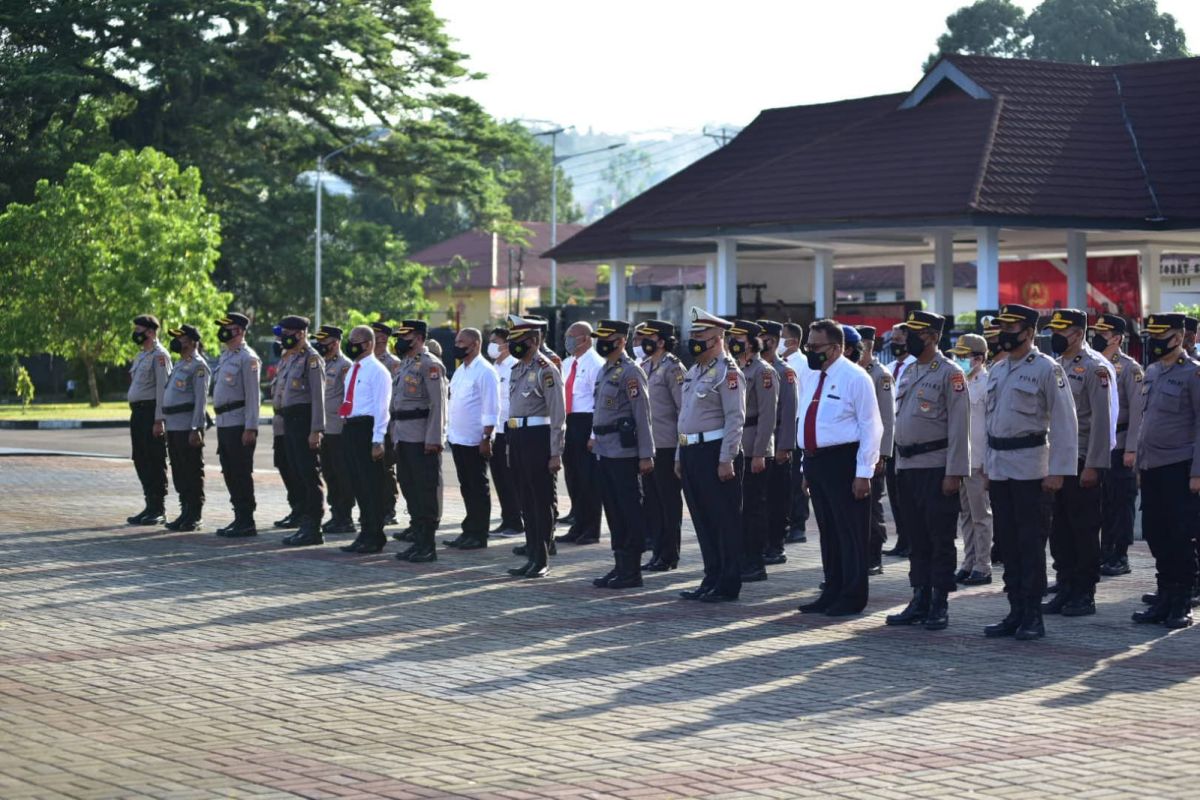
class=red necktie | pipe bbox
[803,370,827,450]
[893,361,903,380]
[565,359,578,414]
[339,362,361,417]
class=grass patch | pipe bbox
[0,402,275,421]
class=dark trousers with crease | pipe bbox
[991,478,1052,603]
[885,454,907,551]
[1139,460,1198,590]
[130,401,167,506]
[510,426,554,568]
[563,413,601,536]
[282,406,323,524]
[489,432,524,532]
[897,466,959,592]
[217,426,256,516]
[380,432,400,521]
[273,434,301,513]
[1101,448,1137,560]
[790,453,810,532]
[321,433,355,521]
[680,440,742,597]
[807,443,870,612]
[395,441,442,547]
[868,471,887,565]
[740,452,770,571]
[644,446,683,564]
[167,430,205,514]
[451,443,491,537]
[1050,464,1104,592]
[343,417,385,547]
[765,455,792,554]
[597,456,646,570]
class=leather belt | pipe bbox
[507,416,550,429]
[162,403,196,415]
[803,442,858,458]
[215,400,245,415]
[987,432,1047,451]
[896,438,949,458]
[593,418,633,435]
[390,408,430,421]
[129,399,156,410]
[743,415,759,428]
[678,428,724,446]
[1116,422,1129,433]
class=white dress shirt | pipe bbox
[784,349,815,381]
[796,354,884,479]
[447,355,500,446]
[561,347,605,414]
[341,354,392,444]
[494,354,515,429]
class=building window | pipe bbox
[895,290,905,301]
[864,290,877,302]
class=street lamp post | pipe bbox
[313,126,391,329]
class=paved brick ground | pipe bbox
[0,453,1197,799]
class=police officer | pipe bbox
[160,325,209,531]
[372,320,403,528]
[312,326,356,535]
[950,333,993,585]
[1042,309,1114,618]
[854,325,894,575]
[589,321,654,589]
[782,322,812,544]
[635,320,685,572]
[505,314,567,578]
[729,320,778,583]
[884,311,970,631]
[1185,317,1200,361]
[757,320,798,566]
[982,304,1078,641]
[1132,313,1200,628]
[270,334,302,529]
[126,314,171,525]
[883,324,916,558]
[388,320,447,563]
[981,315,1006,566]
[676,307,746,603]
[275,315,327,546]
[213,313,261,537]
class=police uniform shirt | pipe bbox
[984,351,1078,480]
[893,351,971,474]
[591,353,654,460]
[378,350,403,378]
[128,341,172,417]
[321,349,353,435]
[508,354,567,457]
[270,351,292,437]
[795,355,884,479]
[863,360,896,455]
[390,347,447,446]
[161,354,208,432]
[213,345,261,429]
[741,356,778,459]
[677,355,746,464]
[765,357,798,452]
[1059,348,1115,470]
[277,345,326,432]
[1111,350,1145,452]
[641,353,685,450]
[1136,355,1200,474]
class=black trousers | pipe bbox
[489,432,524,531]
[1050,464,1104,591]
[216,426,256,515]
[273,434,301,513]
[597,456,646,568]
[991,478,1053,603]
[897,466,959,592]
[166,430,205,513]
[130,401,167,506]
[680,439,743,597]
[885,454,907,550]
[564,412,601,537]
[395,441,442,547]
[282,405,324,524]
[644,446,683,563]
[1140,460,1199,590]
[380,431,400,521]
[510,426,554,568]
[868,471,887,564]
[451,443,492,537]
[343,417,386,546]
[321,433,355,521]
[740,453,770,571]
[1101,448,1137,559]
[765,455,792,554]
[790,453,810,532]
[807,443,870,612]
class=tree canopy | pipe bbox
[926,0,1189,70]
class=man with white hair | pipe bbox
[337,325,393,553]
[557,320,605,545]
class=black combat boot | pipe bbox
[274,511,300,529]
[886,587,930,626]
[224,513,258,538]
[1133,591,1171,624]
[923,588,949,630]
[1014,605,1045,640]
[282,518,324,547]
[1062,586,1096,617]
[984,596,1023,638]
[1042,579,1072,614]
[1164,585,1194,629]
[608,554,644,589]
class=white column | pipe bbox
[902,256,923,305]
[1066,230,1088,310]
[716,238,738,317]
[608,260,626,321]
[814,249,835,318]
[934,230,954,317]
[1140,244,1163,318]
[975,226,1000,310]
[705,257,717,311]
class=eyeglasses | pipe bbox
[802,342,837,354]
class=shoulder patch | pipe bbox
[543,370,555,389]
[429,366,441,380]
[1055,365,1066,388]
[676,369,685,384]
[727,372,739,391]
[536,356,549,368]
[763,370,773,389]
[308,356,319,369]
[196,366,207,378]
[1096,369,1109,387]
[626,378,639,399]
[881,377,892,392]
[1134,371,1144,383]
[951,372,965,392]
[786,369,796,385]
[157,355,166,367]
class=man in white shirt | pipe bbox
[487,327,524,537]
[557,321,605,545]
[782,322,812,544]
[445,327,500,550]
[795,319,884,617]
[337,325,394,554]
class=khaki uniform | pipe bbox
[129,343,171,414]
[643,353,685,450]
[959,365,994,575]
[763,356,799,558]
[276,346,326,525]
[320,349,354,523]
[1060,349,1114,471]
[162,353,208,517]
[591,354,653,459]
[389,349,447,446]
[508,355,567,568]
[127,343,171,511]
[508,356,567,456]
[269,350,301,514]
[642,352,686,566]
[863,361,896,455]
[213,346,261,429]
[677,356,746,463]
[863,359,895,565]
[740,355,778,573]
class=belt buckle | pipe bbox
[678,433,688,446]
[507,418,519,430]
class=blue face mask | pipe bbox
[955,357,973,373]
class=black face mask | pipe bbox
[272,340,283,358]
[1148,335,1177,360]
[452,345,469,361]
[595,339,619,357]
[132,330,148,345]
[509,339,531,359]
[998,329,1026,352]
[806,350,828,371]
[217,327,236,343]
[687,338,710,357]
[1089,334,1109,352]
[169,338,183,353]
[847,346,861,363]
[345,340,367,359]
[280,333,301,351]
[987,341,1001,358]
[392,338,412,356]
[904,332,926,359]
[640,339,657,356]
[892,342,907,358]
[728,338,747,356]
[1050,332,1071,355]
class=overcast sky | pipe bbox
[432,0,1200,134]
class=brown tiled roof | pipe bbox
[547,55,1200,263]
[411,222,600,290]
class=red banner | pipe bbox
[999,255,1140,317]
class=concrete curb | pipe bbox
[0,416,274,430]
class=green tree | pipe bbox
[0,148,229,406]
[925,0,1029,70]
